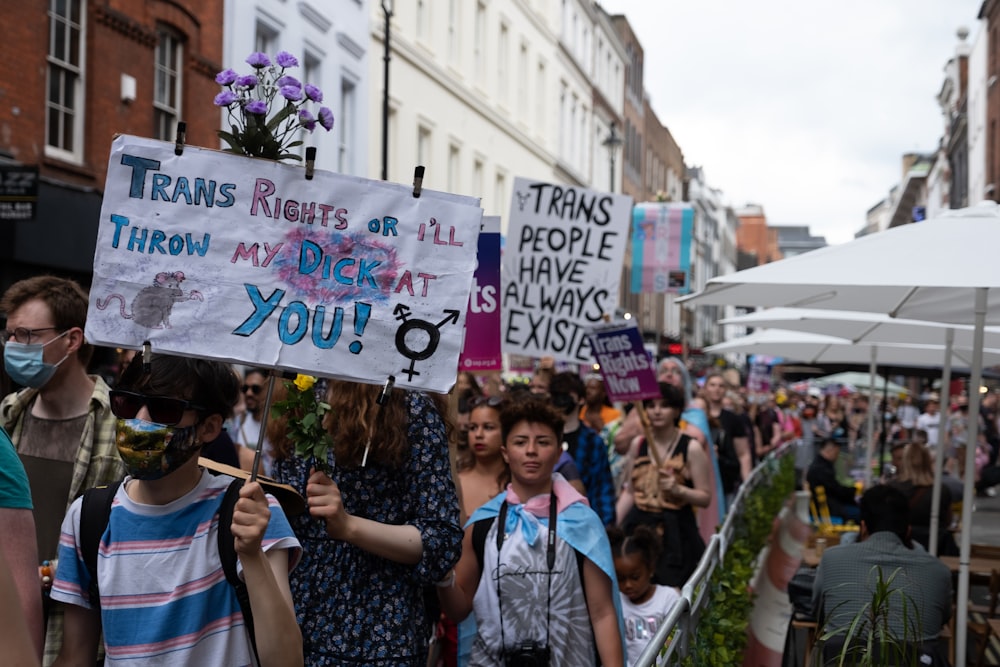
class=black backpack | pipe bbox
[79,478,258,661]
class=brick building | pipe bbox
[735,203,783,266]
[0,0,224,289]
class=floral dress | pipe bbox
[271,391,463,666]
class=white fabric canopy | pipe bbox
[682,203,1000,665]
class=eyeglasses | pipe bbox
[242,384,263,395]
[110,389,206,426]
[470,395,505,409]
[1,326,60,345]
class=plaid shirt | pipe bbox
[1,374,125,665]
[812,531,952,643]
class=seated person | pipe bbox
[806,438,859,522]
[811,485,952,665]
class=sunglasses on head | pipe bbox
[110,389,206,426]
[242,384,263,395]
[470,395,505,409]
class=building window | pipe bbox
[255,20,278,55]
[474,2,486,81]
[46,0,85,160]
[517,43,528,120]
[448,143,460,191]
[417,125,432,167]
[498,23,509,100]
[154,28,183,141]
[473,158,484,197]
[339,77,356,175]
[535,61,546,130]
[448,0,460,64]
[495,170,507,216]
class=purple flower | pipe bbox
[280,85,303,102]
[298,109,317,132]
[235,74,258,89]
[246,52,271,68]
[275,51,299,68]
[318,107,334,131]
[214,90,239,106]
[304,84,323,102]
[215,68,238,85]
[276,75,301,89]
[245,100,268,115]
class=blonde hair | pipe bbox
[898,443,934,486]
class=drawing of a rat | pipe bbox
[97,271,204,329]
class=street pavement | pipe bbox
[970,489,1000,546]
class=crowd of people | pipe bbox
[3,274,1000,666]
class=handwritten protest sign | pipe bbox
[586,322,659,403]
[630,202,693,294]
[86,135,483,393]
[458,216,501,371]
[502,177,632,364]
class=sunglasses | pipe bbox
[110,389,206,426]
[242,384,263,395]
[469,395,505,409]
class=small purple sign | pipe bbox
[459,216,502,371]
[586,323,660,403]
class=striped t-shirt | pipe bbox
[51,471,301,666]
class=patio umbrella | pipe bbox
[810,371,909,396]
[682,202,1000,665]
[720,305,1000,554]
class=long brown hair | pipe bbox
[327,379,452,469]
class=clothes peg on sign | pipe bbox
[174,122,187,156]
[412,166,425,198]
[305,147,317,180]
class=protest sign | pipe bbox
[502,177,631,364]
[458,216,501,371]
[630,202,693,294]
[86,135,483,393]
[586,322,659,403]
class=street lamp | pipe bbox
[381,0,393,181]
[602,121,623,193]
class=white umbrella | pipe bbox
[810,371,909,396]
[682,203,1000,665]
[720,307,1000,348]
[702,328,1000,368]
[720,306,1000,556]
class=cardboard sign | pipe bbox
[458,216,501,371]
[587,323,660,403]
[86,135,483,393]
[502,177,631,364]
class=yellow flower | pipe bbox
[293,374,316,392]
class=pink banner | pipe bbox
[459,216,501,371]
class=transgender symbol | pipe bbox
[393,305,460,381]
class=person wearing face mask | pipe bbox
[548,371,618,526]
[49,353,303,667]
[0,276,125,663]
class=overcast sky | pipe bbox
[597,0,984,244]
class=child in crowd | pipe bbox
[609,524,681,667]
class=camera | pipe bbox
[503,641,551,667]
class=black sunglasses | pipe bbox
[110,389,206,426]
[242,384,263,395]
[470,395,505,409]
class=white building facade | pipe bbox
[223,0,370,176]
[367,1,626,226]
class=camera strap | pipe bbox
[495,490,557,657]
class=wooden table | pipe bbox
[938,556,1000,577]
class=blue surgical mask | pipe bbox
[116,418,201,481]
[3,330,71,388]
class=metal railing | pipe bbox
[633,444,795,666]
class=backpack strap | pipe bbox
[217,478,259,663]
[471,516,494,576]
[80,481,122,609]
